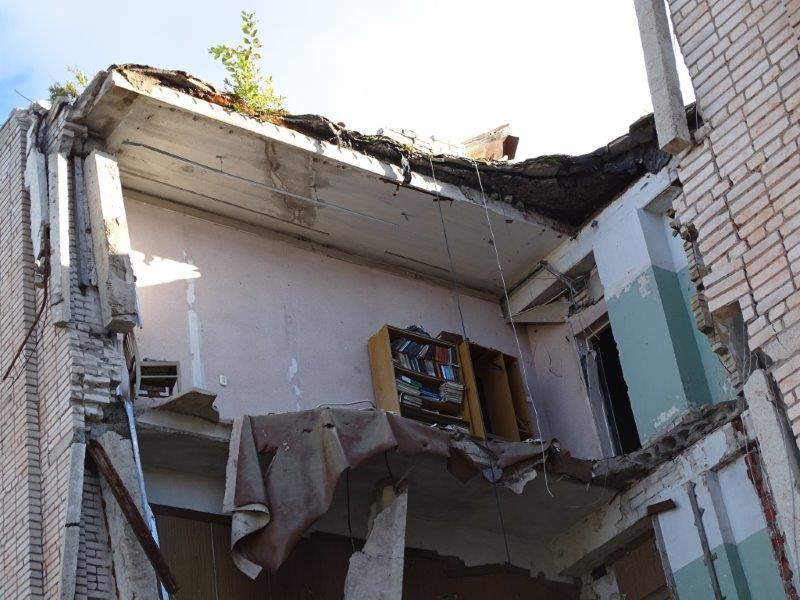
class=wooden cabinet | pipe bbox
[368,325,476,434]
[368,325,533,441]
[457,341,532,442]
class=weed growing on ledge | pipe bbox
[48,67,88,102]
[209,11,285,118]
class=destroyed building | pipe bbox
[1,0,800,598]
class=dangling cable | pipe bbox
[430,156,515,558]
[483,441,513,566]
[429,156,468,340]
[471,159,553,497]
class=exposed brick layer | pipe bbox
[75,472,114,599]
[668,0,800,442]
[0,110,46,598]
[0,106,118,598]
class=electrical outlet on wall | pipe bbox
[219,374,229,387]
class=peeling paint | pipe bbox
[637,273,652,298]
[286,358,299,382]
[286,358,303,410]
[185,253,205,389]
[653,405,681,430]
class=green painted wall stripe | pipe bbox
[651,265,714,406]
[606,266,687,440]
[672,529,785,600]
[605,265,736,441]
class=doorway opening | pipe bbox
[590,325,640,454]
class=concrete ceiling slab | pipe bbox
[82,75,569,296]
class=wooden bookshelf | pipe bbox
[438,331,533,441]
[368,325,477,435]
[457,340,532,442]
[368,325,533,441]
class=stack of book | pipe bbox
[439,381,465,405]
[396,376,445,407]
[391,337,459,381]
[396,375,465,410]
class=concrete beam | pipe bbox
[507,299,570,324]
[634,0,691,154]
[98,71,556,231]
[24,147,48,260]
[84,151,138,332]
[344,482,408,600]
[47,152,71,325]
[57,441,85,600]
[506,169,677,316]
[95,431,159,600]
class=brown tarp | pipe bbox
[222,408,557,576]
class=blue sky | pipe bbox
[0,0,693,159]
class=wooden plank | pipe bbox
[393,365,453,387]
[612,534,669,600]
[458,341,486,439]
[154,515,215,600]
[503,355,531,435]
[368,325,400,413]
[646,499,677,516]
[211,521,269,599]
[386,325,456,348]
[87,440,179,594]
[473,347,519,441]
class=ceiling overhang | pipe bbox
[77,70,572,297]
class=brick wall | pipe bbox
[0,109,46,598]
[75,472,115,599]
[668,0,800,443]
[38,106,81,600]
[0,105,119,598]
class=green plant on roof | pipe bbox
[209,11,285,117]
[48,67,89,102]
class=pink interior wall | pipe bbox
[526,323,605,459]
[125,196,554,434]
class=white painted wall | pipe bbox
[593,208,681,299]
[526,323,605,458]
[126,195,558,439]
[145,467,225,514]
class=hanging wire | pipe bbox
[429,156,468,339]
[470,159,553,497]
[7,293,51,387]
[3,277,49,382]
[429,157,514,563]
[480,440,513,567]
[493,477,512,566]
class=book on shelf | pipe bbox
[391,336,459,381]
[439,381,465,405]
[399,401,469,429]
[396,376,464,413]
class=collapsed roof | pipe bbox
[107,64,698,228]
